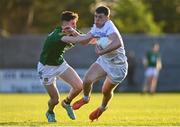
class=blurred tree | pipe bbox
[111,0,162,34]
[0,0,179,34]
[60,0,95,29]
[0,0,33,33]
[0,0,95,34]
[144,0,180,33]
[31,0,65,33]
[31,0,95,33]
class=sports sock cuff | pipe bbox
[83,96,89,101]
[47,110,54,114]
[100,106,108,111]
[64,97,71,104]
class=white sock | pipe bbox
[83,96,89,101]
[100,105,107,111]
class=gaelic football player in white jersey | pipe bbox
[61,5,128,121]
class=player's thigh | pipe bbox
[44,84,59,99]
[59,67,83,88]
[102,77,118,94]
[84,63,107,83]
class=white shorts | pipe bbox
[95,56,128,84]
[37,61,70,85]
[145,67,159,78]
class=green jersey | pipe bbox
[146,51,160,67]
[40,26,74,65]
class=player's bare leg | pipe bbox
[101,78,118,108]
[143,76,152,93]
[44,83,59,122]
[73,63,106,110]
[60,67,82,102]
[150,77,158,94]
[143,78,148,93]
[59,67,83,119]
[89,77,118,121]
[83,63,106,97]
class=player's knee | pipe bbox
[51,97,59,105]
[74,85,82,93]
[78,85,83,92]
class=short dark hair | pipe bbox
[61,11,78,21]
[95,6,110,16]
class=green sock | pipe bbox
[64,97,71,104]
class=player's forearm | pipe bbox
[99,33,122,54]
[61,34,93,44]
[100,39,121,55]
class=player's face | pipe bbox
[153,44,159,52]
[62,19,77,29]
[94,12,108,28]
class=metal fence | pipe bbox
[0,34,180,92]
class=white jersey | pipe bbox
[90,20,127,63]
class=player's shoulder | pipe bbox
[104,20,118,33]
[50,27,64,37]
[105,20,115,27]
[53,26,62,33]
[106,20,113,24]
[45,26,64,42]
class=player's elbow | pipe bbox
[114,40,121,49]
[116,42,121,48]
[113,37,122,48]
[79,40,89,45]
[75,86,82,93]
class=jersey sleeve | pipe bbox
[47,27,64,42]
[106,21,118,35]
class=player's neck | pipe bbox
[96,20,108,28]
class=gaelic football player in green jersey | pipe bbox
[37,11,89,122]
[142,43,162,94]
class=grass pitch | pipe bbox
[0,93,180,126]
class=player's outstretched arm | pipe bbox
[62,26,81,37]
[61,33,93,45]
